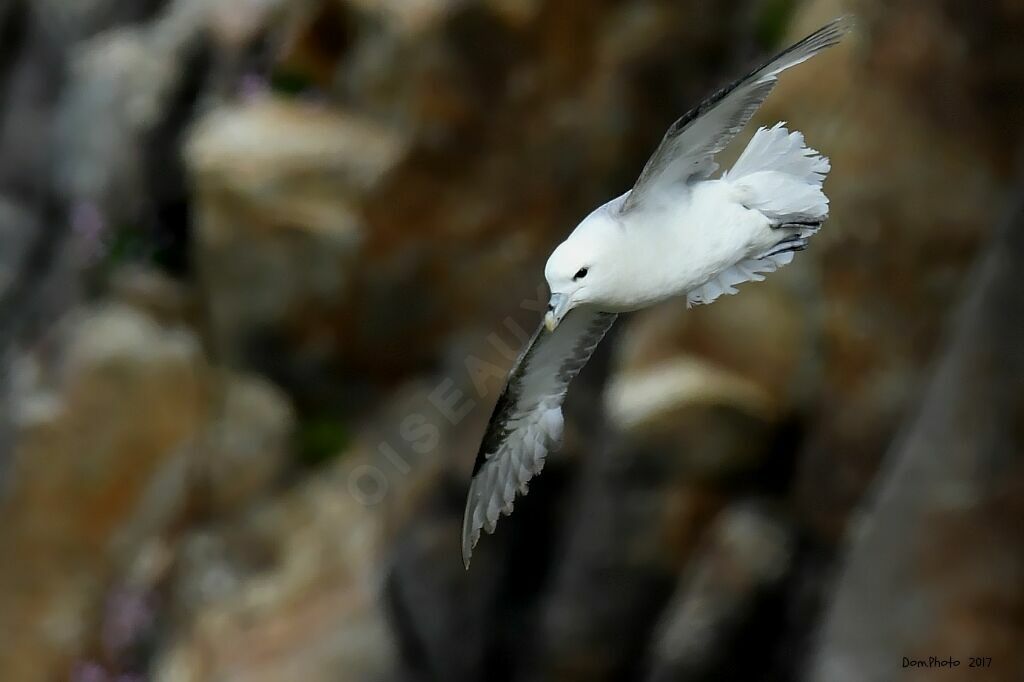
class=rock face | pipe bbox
[0,298,298,681]
[195,372,294,515]
[648,502,795,682]
[776,0,1017,542]
[187,97,405,385]
[152,460,394,682]
[184,0,763,394]
[0,305,209,682]
[810,195,1024,682]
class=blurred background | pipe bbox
[1,0,1023,680]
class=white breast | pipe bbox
[625,181,770,302]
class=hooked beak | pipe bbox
[544,293,571,332]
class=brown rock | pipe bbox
[186,96,407,383]
[809,192,1024,682]
[521,446,724,682]
[613,283,816,415]
[194,372,295,516]
[647,502,795,682]
[0,297,298,680]
[108,265,195,326]
[604,284,806,482]
[0,305,209,681]
[747,0,1012,541]
[153,455,395,682]
[185,0,768,395]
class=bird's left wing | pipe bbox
[462,306,617,567]
[622,16,851,212]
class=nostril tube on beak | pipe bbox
[544,292,569,332]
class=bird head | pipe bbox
[543,215,618,331]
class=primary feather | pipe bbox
[461,308,616,567]
[623,15,851,211]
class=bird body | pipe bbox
[462,17,851,568]
[548,123,831,315]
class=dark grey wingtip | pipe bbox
[828,14,855,39]
[804,14,856,51]
[461,481,481,570]
[775,14,855,68]
[461,530,475,570]
[832,13,857,36]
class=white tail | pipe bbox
[687,124,832,308]
[724,123,831,222]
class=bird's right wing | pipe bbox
[621,15,851,212]
[462,306,617,568]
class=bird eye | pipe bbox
[573,267,589,281]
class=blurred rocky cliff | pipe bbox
[1,0,1023,680]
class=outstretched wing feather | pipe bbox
[461,307,616,567]
[622,16,851,211]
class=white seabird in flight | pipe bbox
[462,17,851,568]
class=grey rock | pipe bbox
[647,502,795,682]
[196,372,295,515]
[154,459,395,682]
[186,97,405,387]
[520,439,724,682]
[809,192,1024,682]
[0,196,36,299]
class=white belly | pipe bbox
[641,181,773,299]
